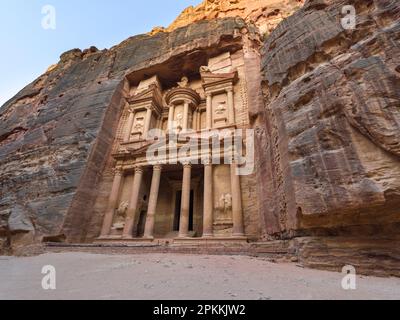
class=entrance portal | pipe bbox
[136,210,147,237]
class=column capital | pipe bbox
[145,105,154,112]
[153,164,163,172]
[113,167,124,176]
[134,166,144,174]
[182,162,192,169]
[202,157,213,166]
[226,87,233,93]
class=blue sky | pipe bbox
[0,0,200,107]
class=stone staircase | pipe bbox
[44,239,293,262]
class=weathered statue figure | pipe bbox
[133,118,144,133]
[215,101,227,115]
[200,66,211,73]
[112,201,129,230]
[176,112,183,129]
[224,193,232,213]
[177,76,189,88]
[216,193,232,216]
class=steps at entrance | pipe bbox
[44,239,290,260]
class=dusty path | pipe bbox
[0,253,399,300]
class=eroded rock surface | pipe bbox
[152,0,304,36]
[1,0,399,277]
[0,18,249,250]
[258,0,400,237]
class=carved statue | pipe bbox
[133,118,144,133]
[215,193,233,215]
[176,112,183,128]
[178,76,189,88]
[217,194,225,212]
[215,101,227,115]
[200,66,211,73]
[112,201,129,230]
[224,193,232,212]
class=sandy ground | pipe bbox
[0,252,399,300]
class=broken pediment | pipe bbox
[164,86,201,107]
[200,69,238,92]
[128,84,163,115]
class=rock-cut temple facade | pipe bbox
[97,54,258,244]
[1,0,400,277]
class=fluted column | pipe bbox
[183,102,190,131]
[124,110,135,142]
[168,105,175,132]
[230,161,245,237]
[206,93,212,129]
[227,88,235,125]
[123,167,144,238]
[179,163,192,238]
[203,159,214,237]
[143,108,153,138]
[100,168,123,237]
[143,165,162,239]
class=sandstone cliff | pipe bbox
[256,0,400,274]
[259,0,400,236]
[151,0,304,36]
[0,18,250,253]
[1,0,400,276]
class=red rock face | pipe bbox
[1,0,399,275]
[258,0,400,237]
[0,18,250,251]
[163,0,305,35]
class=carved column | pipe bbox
[198,111,202,130]
[227,88,235,125]
[155,117,162,131]
[143,165,162,239]
[100,168,123,237]
[206,93,212,129]
[193,111,198,131]
[168,105,175,132]
[123,167,144,238]
[183,102,190,131]
[143,108,153,138]
[230,161,245,237]
[203,159,214,237]
[124,110,135,142]
[179,163,192,238]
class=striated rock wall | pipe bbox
[151,0,304,36]
[1,0,399,275]
[258,0,400,238]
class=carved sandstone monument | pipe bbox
[1,0,399,276]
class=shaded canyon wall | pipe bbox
[258,0,400,238]
[0,18,251,252]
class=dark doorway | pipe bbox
[173,190,194,232]
[136,211,147,237]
